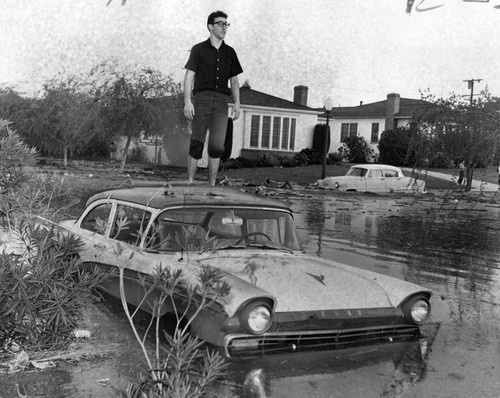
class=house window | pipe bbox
[340,123,358,141]
[371,123,379,143]
[272,117,281,149]
[261,116,271,148]
[281,118,289,150]
[248,115,296,151]
[250,115,260,148]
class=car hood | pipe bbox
[193,252,431,316]
[53,219,430,318]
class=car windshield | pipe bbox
[146,207,302,252]
[346,167,368,177]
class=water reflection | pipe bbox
[290,193,500,334]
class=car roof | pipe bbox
[351,164,401,171]
[86,185,292,211]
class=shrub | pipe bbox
[0,119,103,351]
[294,152,309,167]
[299,148,322,164]
[378,127,423,167]
[259,153,280,167]
[235,156,259,168]
[327,151,343,164]
[312,124,330,154]
[0,119,38,191]
[222,158,243,169]
[106,226,230,397]
[0,225,107,349]
[338,136,374,163]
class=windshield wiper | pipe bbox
[217,242,293,253]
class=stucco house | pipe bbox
[317,93,429,161]
[138,87,428,166]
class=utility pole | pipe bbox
[463,78,482,105]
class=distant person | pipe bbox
[457,161,466,185]
[109,141,117,162]
[183,10,243,186]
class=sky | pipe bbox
[1,0,500,107]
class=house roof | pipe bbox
[317,97,431,119]
[230,86,317,112]
[163,86,317,113]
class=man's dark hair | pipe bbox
[207,10,228,27]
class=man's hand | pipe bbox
[184,101,195,120]
[232,103,241,121]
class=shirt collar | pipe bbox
[205,37,226,49]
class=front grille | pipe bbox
[223,325,420,358]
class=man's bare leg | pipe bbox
[187,155,198,184]
[208,157,220,186]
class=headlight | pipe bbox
[239,302,273,334]
[410,299,430,324]
[334,182,339,189]
[402,295,431,324]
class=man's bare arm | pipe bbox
[184,70,195,120]
[230,75,241,120]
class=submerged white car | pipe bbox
[316,164,426,193]
[53,185,431,358]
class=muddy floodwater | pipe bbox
[2,189,500,397]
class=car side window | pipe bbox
[384,170,398,178]
[369,169,383,178]
[81,203,113,235]
[110,204,151,246]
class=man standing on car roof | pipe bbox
[183,10,243,186]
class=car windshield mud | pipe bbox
[146,207,302,252]
[216,241,294,253]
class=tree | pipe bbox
[90,59,181,171]
[338,135,374,163]
[38,75,97,165]
[378,126,427,167]
[414,91,500,191]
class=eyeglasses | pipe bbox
[212,21,230,28]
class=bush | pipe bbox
[0,226,107,349]
[0,119,104,351]
[259,153,280,167]
[299,148,322,165]
[0,119,38,191]
[312,124,331,154]
[222,158,243,169]
[338,136,374,163]
[378,127,426,167]
[327,151,343,164]
[235,156,259,168]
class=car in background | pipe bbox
[53,185,432,358]
[316,164,426,193]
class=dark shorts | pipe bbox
[190,91,229,158]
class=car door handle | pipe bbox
[93,243,106,250]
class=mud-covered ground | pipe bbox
[1,160,500,397]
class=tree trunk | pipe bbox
[465,167,474,192]
[120,136,132,172]
[63,145,68,167]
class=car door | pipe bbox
[364,168,386,192]
[383,168,402,192]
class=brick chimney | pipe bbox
[293,85,308,106]
[385,93,400,131]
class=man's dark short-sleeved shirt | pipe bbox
[185,39,243,96]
